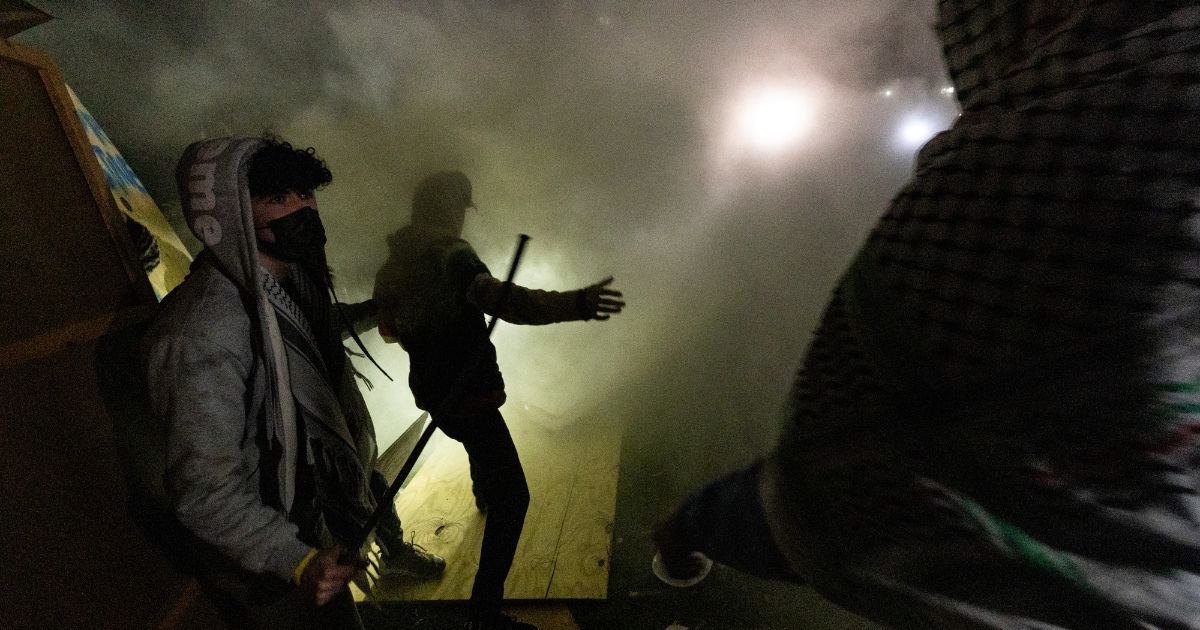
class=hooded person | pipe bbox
[654,2,1200,628]
[372,171,625,630]
[142,136,444,629]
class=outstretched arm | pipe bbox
[467,273,625,324]
[441,240,625,324]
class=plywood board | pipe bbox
[0,52,139,347]
[361,412,622,603]
[545,420,623,599]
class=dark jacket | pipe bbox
[374,225,592,414]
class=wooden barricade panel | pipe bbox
[0,38,216,629]
[0,38,151,360]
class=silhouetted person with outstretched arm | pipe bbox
[373,171,623,630]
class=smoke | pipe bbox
[21,0,948,485]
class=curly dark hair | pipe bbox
[247,135,332,198]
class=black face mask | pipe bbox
[258,206,326,263]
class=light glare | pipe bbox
[897,116,937,149]
[736,86,815,153]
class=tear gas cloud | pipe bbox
[22,0,953,492]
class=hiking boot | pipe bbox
[463,612,537,630]
[380,539,446,580]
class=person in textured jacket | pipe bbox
[654,2,1200,628]
[373,171,624,630]
[143,136,443,629]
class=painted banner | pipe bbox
[68,85,191,298]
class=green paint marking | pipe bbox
[956,497,1090,589]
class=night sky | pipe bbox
[18,0,956,495]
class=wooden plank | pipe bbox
[0,35,58,68]
[365,413,621,603]
[503,421,579,599]
[0,303,155,370]
[545,422,623,599]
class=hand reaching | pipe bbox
[299,546,362,606]
[580,276,625,321]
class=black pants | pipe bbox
[369,471,409,553]
[435,408,530,617]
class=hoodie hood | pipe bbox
[935,1,1025,111]
[936,1,1194,111]
[176,137,265,293]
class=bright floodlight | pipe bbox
[897,116,937,149]
[736,85,815,154]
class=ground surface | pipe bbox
[360,406,877,630]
